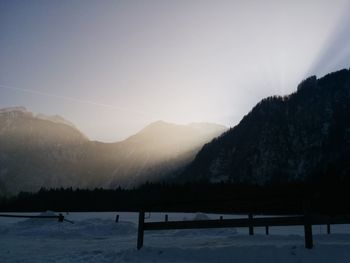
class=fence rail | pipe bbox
[0,213,65,222]
[137,212,350,250]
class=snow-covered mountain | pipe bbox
[0,109,226,195]
[182,69,350,184]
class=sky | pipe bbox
[1,0,350,142]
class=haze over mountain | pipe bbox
[182,69,350,184]
[0,108,226,195]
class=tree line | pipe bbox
[1,179,350,214]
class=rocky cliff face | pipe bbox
[0,108,226,195]
[182,69,350,184]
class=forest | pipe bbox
[1,178,350,215]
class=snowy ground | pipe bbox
[1,212,350,262]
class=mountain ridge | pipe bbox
[181,68,350,184]
[0,109,226,195]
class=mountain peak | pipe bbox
[0,106,33,118]
[138,120,227,137]
[0,106,79,130]
[0,106,28,113]
[146,120,171,127]
[138,120,182,134]
[36,114,75,128]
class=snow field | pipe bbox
[0,212,350,262]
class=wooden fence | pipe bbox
[0,213,69,223]
[137,212,350,250]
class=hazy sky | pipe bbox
[1,0,350,142]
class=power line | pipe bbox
[0,84,151,118]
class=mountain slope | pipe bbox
[182,69,350,184]
[0,108,226,195]
[0,107,89,195]
[106,121,227,187]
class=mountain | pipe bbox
[0,107,90,195]
[105,121,227,188]
[182,69,350,184]
[0,108,226,195]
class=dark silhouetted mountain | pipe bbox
[0,107,226,195]
[182,69,350,184]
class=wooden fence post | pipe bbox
[265,225,269,235]
[58,213,64,222]
[304,215,313,249]
[137,211,145,250]
[115,214,119,223]
[248,213,254,235]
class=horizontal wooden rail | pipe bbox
[0,214,58,219]
[308,214,350,225]
[0,213,65,222]
[143,216,305,231]
[137,212,350,250]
